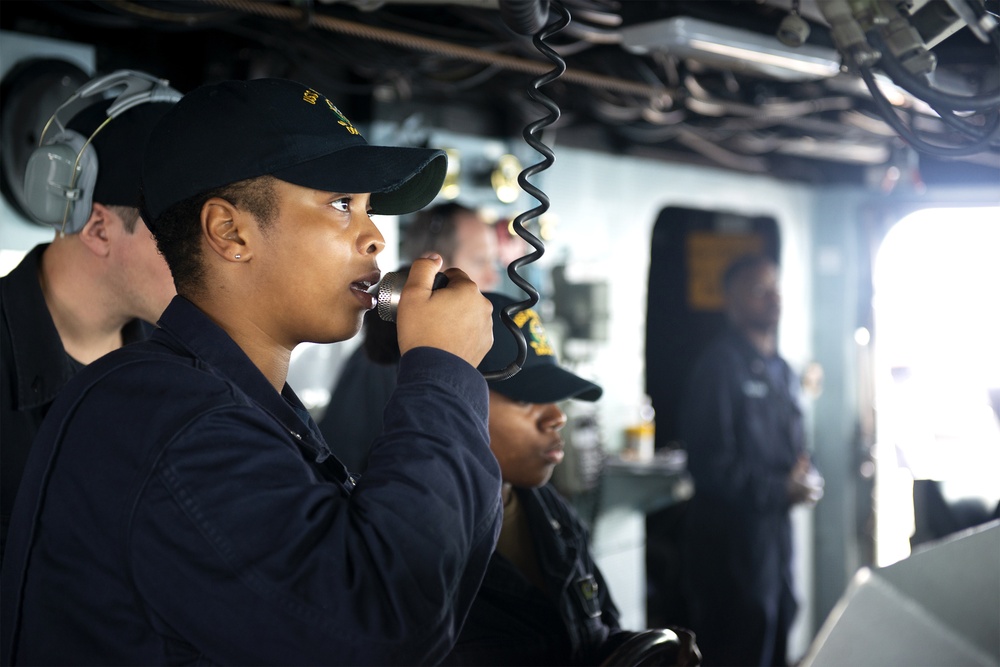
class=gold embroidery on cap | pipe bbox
[513,309,554,357]
[326,99,360,135]
[302,89,360,135]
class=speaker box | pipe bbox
[802,520,1000,666]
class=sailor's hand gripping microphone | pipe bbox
[367,270,449,323]
[367,269,524,381]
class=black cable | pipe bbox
[483,1,570,382]
[929,103,1000,142]
[859,65,995,156]
[867,30,1000,112]
[500,0,551,36]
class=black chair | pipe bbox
[600,628,701,667]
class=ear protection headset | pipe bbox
[22,69,182,234]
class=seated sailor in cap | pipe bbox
[441,292,699,667]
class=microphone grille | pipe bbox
[376,271,404,322]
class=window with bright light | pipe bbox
[872,206,1000,567]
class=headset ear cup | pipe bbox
[22,129,98,233]
[22,70,181,233]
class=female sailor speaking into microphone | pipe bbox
[2,78,501,667]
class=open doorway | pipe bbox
[872,206,1000,567]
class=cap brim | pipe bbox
[488,364,603,403]
[273,146,447,216]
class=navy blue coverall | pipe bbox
[1,296,502,666]
[677,328,804,667]
[0,244,149,562]
[442,483,629,666]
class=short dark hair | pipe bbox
[400,202,478,264]
[109,205,141,234]
[145,175,277,295]
[723,254,777,294]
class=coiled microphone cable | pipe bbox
[484,0,570,382]
[371,0,569,381]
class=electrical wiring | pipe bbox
[858,64,996,157]
[674,128,770,172]
[7,0,998,181]
[929,103,1000,142]
[846,10,1000,159]
[682,87,856,120]
[418,61,508,92]
[96,0,238,28]
[865,30,1000,112]
[195,0,663,98]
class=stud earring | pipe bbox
[234,254,241,260]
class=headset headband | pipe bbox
[38,69,182,149]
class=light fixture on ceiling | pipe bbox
[490,153,522,204]
[621,16,842,82]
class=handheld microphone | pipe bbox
[366,268,523,381]
[367,270,449,323]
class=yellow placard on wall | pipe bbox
[686,232,764,311]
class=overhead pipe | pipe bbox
[197,0,670,102]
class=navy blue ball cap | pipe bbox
[140,78,446,225]
[481,292,603,403]
[68,99,175,209]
